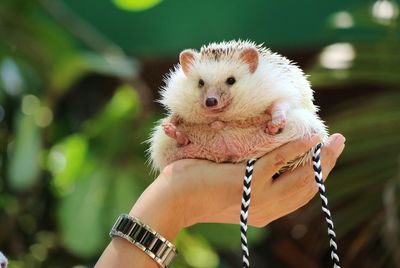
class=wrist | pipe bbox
[159,161,204,228]
[96,175,182,268]
[129,174,184,242]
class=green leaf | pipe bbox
[190,223,266,250]
[103,172,144,227]
[84,84,140,138]
[48,134,89,196]
[312,92,400,265]
[112,0,163,11]
[58,163,110,258]
[51,52,137,92]
[0,57,25,97]
[7,112,41,191]
[58,158,144,258]
[309,42,400,87]
[175,229,219,268]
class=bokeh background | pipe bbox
[0,0,399,267]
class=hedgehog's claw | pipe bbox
[266,111,286,135]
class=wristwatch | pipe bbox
[109,214,178,268]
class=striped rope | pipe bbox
[312,143,341,268]
[240,144,340,268]
[240,158,257,268]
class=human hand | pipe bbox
[97,133,345,268]
[161,133,345,228]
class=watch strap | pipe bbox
[109,214,178,267]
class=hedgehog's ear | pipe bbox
[179,49,197,76]
[240,48,259,73]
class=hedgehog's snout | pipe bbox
[203,92,232,114]
[205,97,218,107]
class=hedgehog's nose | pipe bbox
[205,97,218,107]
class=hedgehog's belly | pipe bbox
[168,124,280,164]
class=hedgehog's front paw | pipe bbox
[162,122,190,146]
[266,111,286,135]
[162,122,177,138]
[175,131,190,146]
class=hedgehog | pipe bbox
[148,40,327,172]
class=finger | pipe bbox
[318,134,346,180]
[253,134,321,181]
[271,133,345,200]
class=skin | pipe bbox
[96,133,345,268]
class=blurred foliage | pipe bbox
[0,0,399,267]
[112,0,163,11]
[304,2,400,267]
[63,0,400,56]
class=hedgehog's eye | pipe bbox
[198,79,205,88]
[226,76,236,85]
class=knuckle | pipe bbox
[295,173,320,201]
[324,145,336,160]
[248,210,271,228]
[294,138,311,154]
[297,186,318,209]
[297,139,310,150]
[250,219,269,228]
[322,147,338,169]
[305,185,318,201]
[297,173,313,190]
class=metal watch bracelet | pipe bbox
[109,214,178,268]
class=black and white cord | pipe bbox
[240,158,256,268]
[240,143,341,268]
[312,143,341,268]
